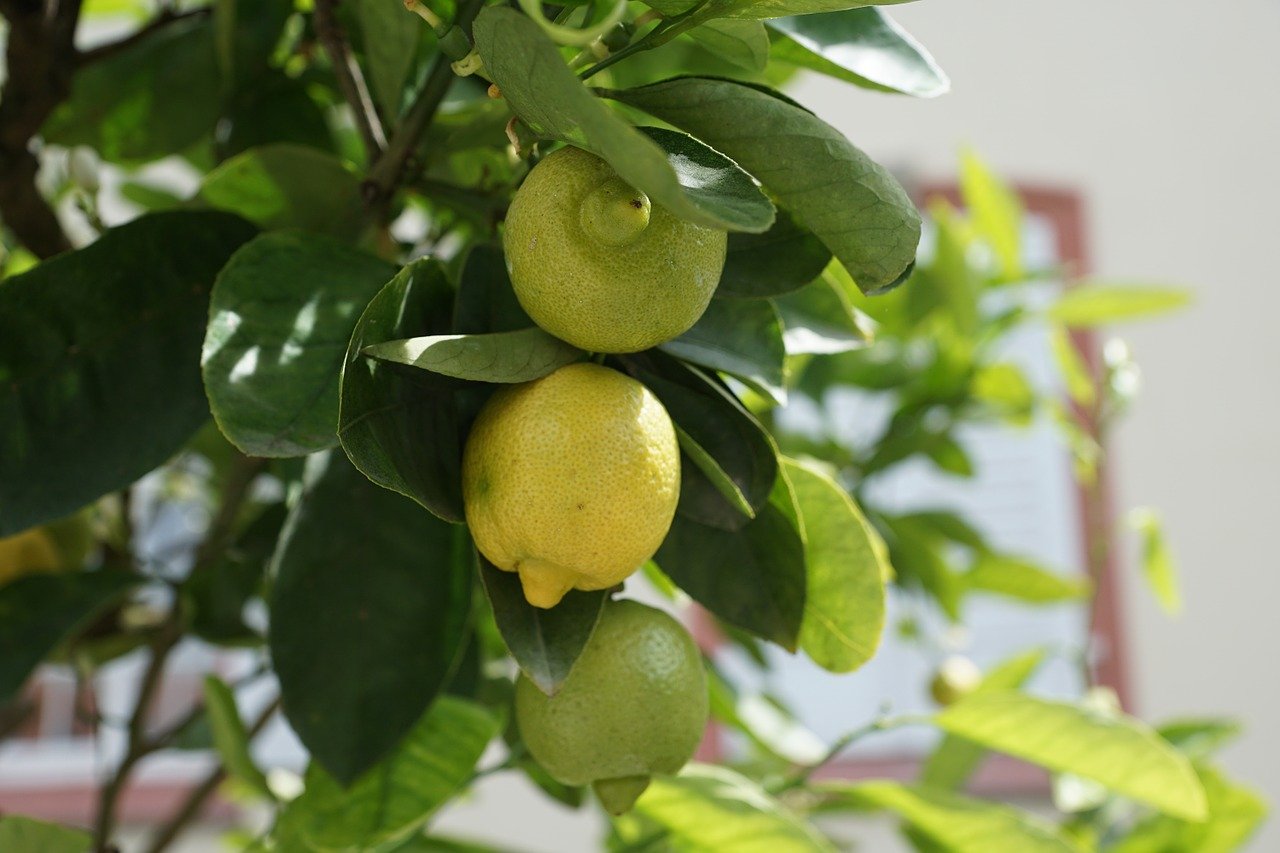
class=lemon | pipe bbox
[463,362,679,609]
[929,655,983,706]
[515,598,708,814]
[0,527,64,586]
[503,145,727,353]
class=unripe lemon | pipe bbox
[503,145,727,353]
[462,363,679,609]
[929,655,983,706]
[515,598,708,814]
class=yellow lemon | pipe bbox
[515,598,708,814]
[0,527,63,586]
[503,145,727,353]
[462,363,679,608]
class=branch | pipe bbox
[313,0,387,159]
[76,7,210,67]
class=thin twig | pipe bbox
[313,0,387,158]
[144,696,281,853]
[75,7,209,66]
[774,714,927,794]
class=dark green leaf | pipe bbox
[204,675,272,798]
[472,8,774,233]
[662,297,787,403]
[607,76,919,293]
[452,245,533,334]
[199,143,367,238]
[768,10,948,98]
[784,458,887,673]
[355,0,421,118]
[0,571,136,700]
[222,73,334,158]
[478,556,606,696]
[656,476,805,650]
[935,691,1207,821]
[774,272,870,355]
[717,209,833,299]
[213,0,291,89]
[203,232,396,457]
[289,697,500,849]
[338,258,465,523]
[0,815,92,853]
[269,451,472,784]
[0,211,256,536]
[363,328,584,384]
[185,503,286,644]
[674,424,755,519]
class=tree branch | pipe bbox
[313,0,387,160]
[76,6,209,67]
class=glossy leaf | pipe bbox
[290,698,500,850]
[1048,284,1191,327]
[472,8,774,233]
[675,425,756,519]
[204,675,272,799]
[632,353,778,532]
[935,691,1207,820]
[478,556,607,696]
[656,476,805,650]
[717,209,833,299]
[960,149,1024,279]
[963,554,1092,604]
[824,781,1079,853]
[202,232,396,456]
[768,9,948,98]
[1129,508,1182,616]
[0,571,136,700]
[452,246,533,334]
[338,258,465,523]
[686,20,770,72]
[783,459,886,673]
[0,816,92,853]
[919,648,1048,790]
[199,143,367,238]
[607,76,919,293]
[636,764,834,852]
[662,297,787,404]
[774,272,871,355]
[0,211,256,536]
[355,0,420,117]
[363,328,584,384]
[269,451,472,784]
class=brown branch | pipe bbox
[143,696,280,853]
[313,0,387,159]
[76,7,209,67]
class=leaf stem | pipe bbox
[578,4,704,81]
[313,0,387,159]
[774,713,929,793]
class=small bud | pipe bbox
[68,147,100,194]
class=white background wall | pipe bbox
[790,0,1280,846]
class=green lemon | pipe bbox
[503,145,727,353]
[515,598,709,814]
[929,655,983,706]
[462,362,680,609]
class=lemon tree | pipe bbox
[0,2,1262,852]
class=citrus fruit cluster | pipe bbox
[462,145,726,813]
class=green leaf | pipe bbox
[823,781,1079,853]
[662,297,787,404]
[717,209,833,299]
[963,554,1092,604]
[1109,764,1266,853]
[768,9,948,98]
[934,691,1208,820]
[363,328,584,384]
[213,0,290,90]
[1157,717,1242,761]
[636,764,835,852]
[222,72,334,158]
[631,353,778,531]
[185,502,284,644]
[1129,508,1182,616]
[289,697,500,850]
[656,475,806,650]
[1049,324,1096,407]
[338,258,465,523]
[783,458,886,673]
[269,451,472,784]
[959,149,1023,280]
[687,21,771,72]
[919,648,1048,790]
[0,571,137,700]
[0,815,93,853]
[203,675,272,799]
[473,8,774,233]
[202,232,396,457]
[971,362,1035,423]
[675,424,756,519]
[0,211,256,536]
[1047,284,1191,327]
[452,246,533,334]
[199,143,367,238]
[774,272,870,355]
[883,515,963,620]
[355,0,420,118]
[607,77,919,293]
[721,0,913,21]
[42,15,220,163]
[478,556,606,696]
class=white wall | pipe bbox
[790,0,1280,846]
